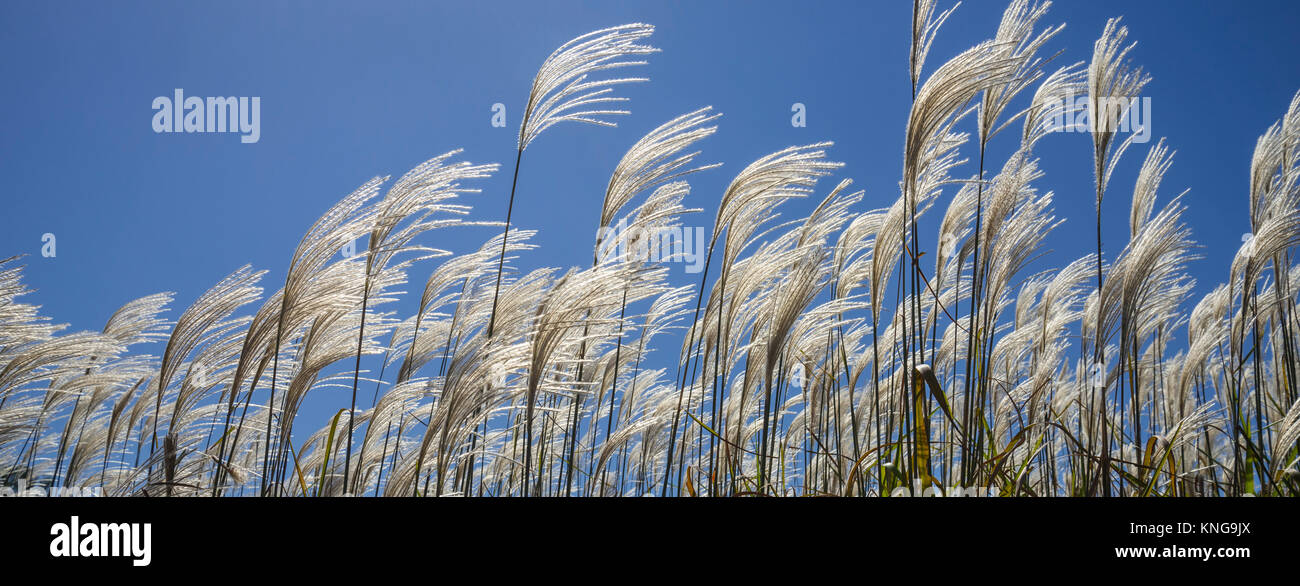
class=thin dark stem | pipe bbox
[487,147,526,338]
[342,277,371,493]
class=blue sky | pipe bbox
[2,0,1298,431]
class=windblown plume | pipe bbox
[1087,17,1151,207]
[518,24,658,151]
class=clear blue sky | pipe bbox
[2,0,1298,429]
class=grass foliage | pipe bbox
[2,2,1299,497]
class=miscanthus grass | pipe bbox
[3,1,1299,497]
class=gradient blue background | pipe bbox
[2,0,1298,429]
